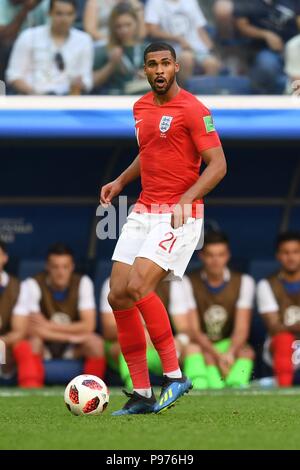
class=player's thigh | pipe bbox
[112,212,147,267]
[109,261,132,298]
[127,256,167,299]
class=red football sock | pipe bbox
[136,292,180,374]
[113,306,150,389]
[271,332,295,387]
[13,341,44,388]
[84,357,106,379]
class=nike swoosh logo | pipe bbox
[135,119,143,125]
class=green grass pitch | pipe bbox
[0,388,300,450]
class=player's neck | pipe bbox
[205,271,225,287]
[281,270,300,283]
[153,82,180,106]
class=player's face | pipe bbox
[114,13,137,44]
[0,248,8,272]
[50,1,76,34]
[46,254,75,290]
[277,241,300,274]
[200,243,230,277]
[144,51,179,95]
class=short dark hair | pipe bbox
[203,231,230,248]
[0,240,8,255]
[49,0,77,12]
[276,231,300,250]
[144,42,176,63]
[47,243,74,259]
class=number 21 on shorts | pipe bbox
[158,232,177,254]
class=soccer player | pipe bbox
[23,243,106,384]
[0,241,42,387]
[100,42,227,415]
[180,231,255,389]
[257,231,300,387]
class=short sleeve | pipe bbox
[168,280,189,315]
[236,274,256,309]
[100,277,112,314]
[78,276,96,311]
[186,101,221,153]
[12,281,30,316]
[24,278,42,314]
[256,279,279,314]
[168,276,197,316]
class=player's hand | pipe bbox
[100,179,123,207]
[171,198,193,229]
[217,352,234,377]
[264,31,284,51]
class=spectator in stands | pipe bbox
[181,231,255,389]
[6,0,93,95]
[234,0,300,94]
[257,232,300,387]
[93,2,149,94]
[284,34,300,93]
[83,0,145,44]
[145,0,221,83]
[0,0,48,80]
[0,241,42,388]
[22,243,106,385]
[100,276,197,389]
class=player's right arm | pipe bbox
[100,154,140,206]
[257,279,287,336]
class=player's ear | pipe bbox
[175,62,180,73]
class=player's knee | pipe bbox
[83,333,104,357]
[126,278,147,302]
[108,287,129,310]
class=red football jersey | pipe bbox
[133,88,221,217]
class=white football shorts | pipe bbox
[112,211,204,280]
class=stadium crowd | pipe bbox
[0,0,300,95]
[1,230,300,389]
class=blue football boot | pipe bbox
[154,375,192,414]
[112,389,156,416]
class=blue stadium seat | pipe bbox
[18,259,45,280]
[249,259,280,282]
[186,75,252,95]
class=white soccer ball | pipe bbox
[64,374,109,416]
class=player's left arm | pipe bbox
[49,310,95,335]
[221,274,255,364]
[228,307,253,356]
[173,146,226,228]
[0,315,29,347]
[172,105,226,228]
